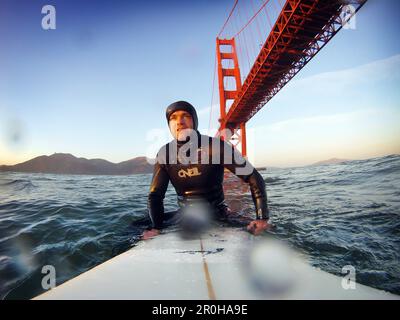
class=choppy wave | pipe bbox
[0,155,399,299]
[0,179,36,192]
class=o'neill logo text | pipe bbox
[178,167,201,178]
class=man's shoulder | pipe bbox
[157,139,177,151]
[155,143,168,163]
[155,140,177,163]
[156,142,168,154]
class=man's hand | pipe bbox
[142,228,161,240]
[246,219,272,235]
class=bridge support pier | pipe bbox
[216,37,247,156]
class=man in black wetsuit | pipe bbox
[142,101,271,239]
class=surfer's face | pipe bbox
[168,110,194,141]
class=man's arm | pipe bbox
[147,159,170,230]
[245,169,269,219]
[222,141,270,233]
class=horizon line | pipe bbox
[1,152,399,170]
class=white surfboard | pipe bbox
[34,227,399,300]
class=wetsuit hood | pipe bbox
[165,101,198,131]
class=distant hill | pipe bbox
[311,158,350,166]
[0,153,154,175]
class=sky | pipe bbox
[0,0,399,168]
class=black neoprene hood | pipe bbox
[165,101,199,130]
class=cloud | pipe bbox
[291,54,400,89]
[246,106,400,167]
[266,108,378,133]
[197,106,212,116]
[293,54,400,84]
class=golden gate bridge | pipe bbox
[209,0,367,156]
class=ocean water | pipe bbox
[0,154,399,299]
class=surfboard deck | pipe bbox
[34,227,399,300]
